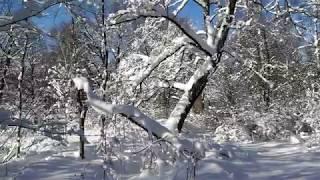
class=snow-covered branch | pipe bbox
[251,68,274,89]
[72,77,205,159]
[114,0,237,133]
[167,0,238,132]
[110,9,215,57]
[167,58,213,132]
[0,118,79,142]
[224,50,275,89]
[158,81,187,91]
[132,41,186,89]
[110,1,237,133]
[173,0,189,16]
[0,0,73,30]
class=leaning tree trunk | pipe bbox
[77,89,87,159]
[168,0,238,132]
[108,0,237,133]
[72,77,205,160]
[191,0,212,115]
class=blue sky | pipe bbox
[179,0,204,29]
[4,0,315,39]
[28,1,204,32]
[31,4,72,33]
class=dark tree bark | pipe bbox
[173,0,238,132]
[261,29,272,109]
[30,62,35,99]
[100,0,109,153]
[17,35,29,157]
[177,74,209,131]
[77,89,87,159]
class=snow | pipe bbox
[167,58,213,132]
[206,16,215,48]
[1,0,320,179]
[236,142,320,180]
[172,0,189,16]
[132,42,185,89]
[112,7,216,57]
[197,141,320,180]
[289,134,304,144]
[196,30,206,35]
[72,77,205,158]
[157,81,187,91]
[1,110,320,180]
[4,131,320,180]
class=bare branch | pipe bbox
[132,42,185,89]
[109,11,215,57]
[173,0,189,16]
[0,0,74,30]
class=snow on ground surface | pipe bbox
[1,131,320,179]
[195,142,320,180]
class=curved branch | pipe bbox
[72,77,205,159]
[109,11,215,57]
[132,43,185,89]
[0,0,73,29]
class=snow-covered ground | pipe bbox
[1,135,320,180]
[236,142,320,180]
[192,142,318,180]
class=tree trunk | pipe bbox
[261,29,272,109]
[77,89,87,159]
[315,10,319,68]
[72,77,205,159]
[169,69,209,132]
[100,0,109,153]
[168,0,238,132]
[190,0,210,115]
[30,62,35,99]
[79,107,87,159]
[17,35,28,157]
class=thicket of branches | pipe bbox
[0,0,319,175]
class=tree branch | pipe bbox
[0,0,74,30]
[72,77,205,159]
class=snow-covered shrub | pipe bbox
[304,132,320,150]
[299,90,320,148]
[214,123,251,143]
[213,108,296,143]
[213,113,251,143]
[238,109,294,141]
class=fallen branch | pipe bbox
[72,77,205,159]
